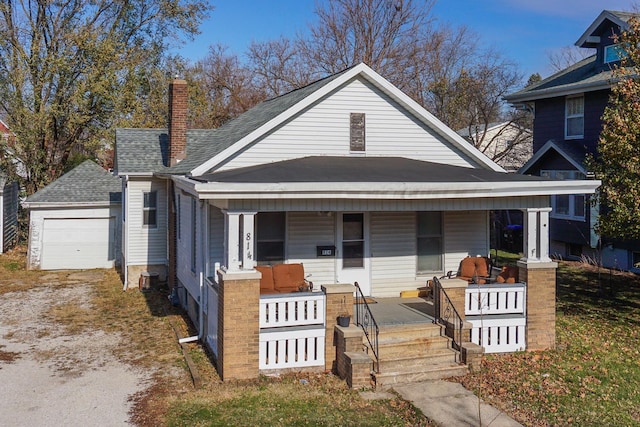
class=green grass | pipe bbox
[455,259,640,426]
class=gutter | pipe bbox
[123,175,130,291]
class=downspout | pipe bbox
[122,175,130,291]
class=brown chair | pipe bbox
[496,265,519,284]
[256,263,313,294]
[445,256,492,284]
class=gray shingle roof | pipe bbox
[197,156,548,184]
[25,160,121,205]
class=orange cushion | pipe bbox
[460,257,476,278]
[474,257,490,278]
[255,266,275,292]
[496,266,518,283]
[272,263,306,292]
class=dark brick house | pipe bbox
[505,10,640,271]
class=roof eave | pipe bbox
[505,81,611,103]
[22,201,120,209]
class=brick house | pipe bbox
[505,10,639,271]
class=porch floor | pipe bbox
[356,297,435,326]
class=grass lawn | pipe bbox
[0,247,431,427]
[454,259,640,426]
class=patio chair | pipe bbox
[444,256,492,284]
[496,265,519,283]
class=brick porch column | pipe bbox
[438,278,471,343]
[217,269,261,380]
[322,284,355,372]
[518,260,558,351]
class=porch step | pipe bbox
[367,322,467,389]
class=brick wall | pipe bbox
[322,284,355,372]
[518,261,558,351]
[217,270,261,380]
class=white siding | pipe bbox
[286,212,336,284]
[125,178,168,265]
[218,78,477,171]
[370,212,423,297]
[27,206,121,270]
[177,194,200,297]
[443,211,490,275]
[208,205,225,278]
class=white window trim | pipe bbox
[565,95,584,140]
[142,190,157,228]
[541,170,586,221]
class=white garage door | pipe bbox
[41,217,115,270]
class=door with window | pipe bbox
[337,213,371,295]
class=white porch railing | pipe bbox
[259,293,326,370]
[465,283,527,353]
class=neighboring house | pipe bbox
[505,9,638,270]
[0,172,19,253]
[23,160,122,270]
[457,121,533,172]
[30,63,599,381]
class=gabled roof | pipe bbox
[504,55,613,102]
[576,10,635,48]
[184,63,503,176]
[519,140,588,175]
[24,160,122,207]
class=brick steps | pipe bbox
[366,322,467,390]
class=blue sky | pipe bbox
[173,0,638,79]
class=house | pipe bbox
[23,160,122,269]
[457,121,533,172]
[505,10,638,270]
[28,63,599,382]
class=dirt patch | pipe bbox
[0,276,153,426]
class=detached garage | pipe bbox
[23,160,122,270]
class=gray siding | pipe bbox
[287,212,336,284]
[443,211,490,275]
[2,181,19,252]
[126,178,168,265]
[208,205,225,277]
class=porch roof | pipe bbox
[182,156,600,200]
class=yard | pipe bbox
[2,247,639,426]
[454,257,640,426]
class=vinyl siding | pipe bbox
[218,77,477,171]
[208,205,225,278]
[286,212,336,284]
[443,211,490,275]
[2,181,19,253]
[125,178,168,265]
[229,196,550,213]
[177,194,200,297]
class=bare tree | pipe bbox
[547,45,595,72]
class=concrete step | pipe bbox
[371,336,452,358]
[373,363,468,389]
[377,350,458,371]
[376,322,443,340]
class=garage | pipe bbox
[23,160,122,270]
[41,217,116,270]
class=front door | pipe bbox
[337,212,371,295]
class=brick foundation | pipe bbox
[217,269,261,380]
[322,284,355,372]
[518,261,558,351]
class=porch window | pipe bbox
[565,95,584,139]
[256,212,285,264]
[541,170,586,221]
[417,212,443,273]
[143,191,157,227]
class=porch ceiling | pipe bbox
[183,157,600,200]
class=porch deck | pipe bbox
[358,297,435,326]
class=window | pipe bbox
[604,43,627,63]
[256,212,286,264]
[342,213,364,268]
[350,113,365,151]
[565,96,584,139]
[417,212,443,273]
[143,191,157,227]
[541,170,586,221]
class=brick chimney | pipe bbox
[168,78,187,166]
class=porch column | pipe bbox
[223,211,241,271]
[522,208,552,263]
[241,212,256,270]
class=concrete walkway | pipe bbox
[365,380,523,427]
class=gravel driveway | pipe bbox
[0,271,151,426]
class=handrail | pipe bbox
[432,276,463,362]
[354,282,380,373]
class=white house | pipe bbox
[27,64,600,381]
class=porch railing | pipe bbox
[354,282,380,373]
[258,293,326,370]
[465,283,527,353]
[432,276,463,362]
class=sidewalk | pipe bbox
[363,380,523,427]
